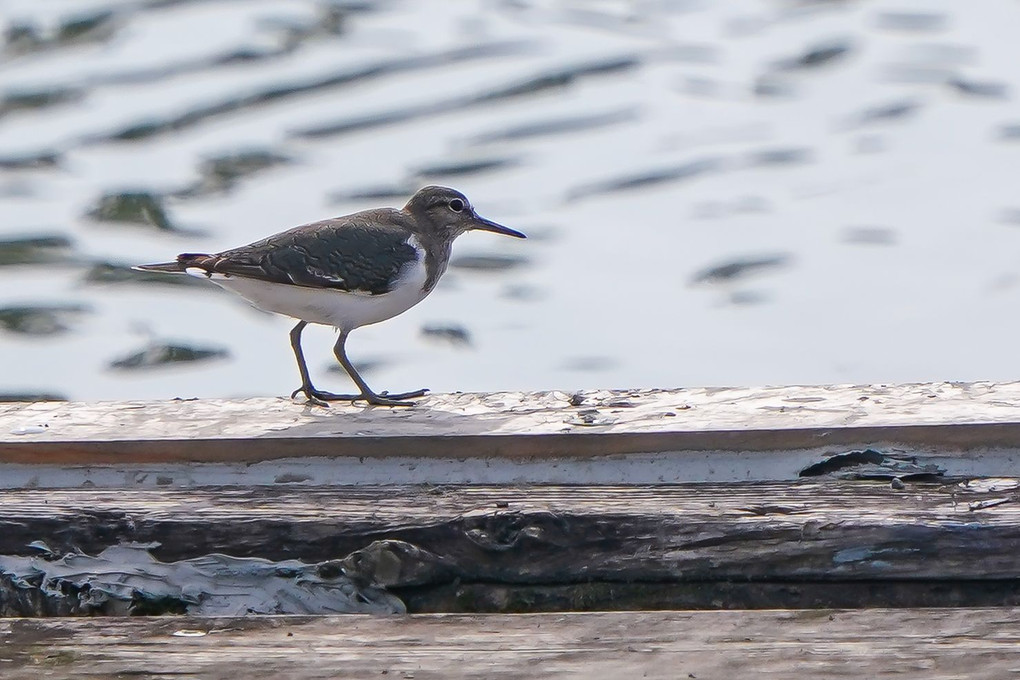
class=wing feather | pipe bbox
[182,215,418,295]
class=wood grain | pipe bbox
[2,383,1020,477]
[1,481,1017,583]
[3,608,1019,679]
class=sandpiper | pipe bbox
[135,186,525,407]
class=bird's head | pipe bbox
[404,186,526,241]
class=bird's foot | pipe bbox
[378,388,429,401]
[290,385,428,407]
[360,388,429,407]
[291,385,362,407]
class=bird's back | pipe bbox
[202,210,420,295]
[139,209,423,298]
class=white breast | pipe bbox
[191,237,431,333]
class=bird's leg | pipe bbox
[333,331,427,406]
[288,321,360,406]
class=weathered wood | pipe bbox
[3,382,1020,483]
[401,580,1020,613]
[2,382,1020,457]
[3,609,1020,679]
[1,482,1017,590]
[0,544,404,617]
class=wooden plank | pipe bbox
[403,580,1020,613]
[2,382,1020,481]
[1,482,1017,584]
[2,609,1020,679]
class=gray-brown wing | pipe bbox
[184,217,419,295]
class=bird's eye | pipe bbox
[448,198,465,213]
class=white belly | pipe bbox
[193,257,430,332]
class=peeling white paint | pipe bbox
[0,543,403,616]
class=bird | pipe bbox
[134,185,526,407]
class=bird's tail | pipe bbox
[132,253,213,274]
[133,261,184,273]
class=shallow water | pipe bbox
[1,0,1019,402]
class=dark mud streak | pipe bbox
[690,254,791,284]
[0,305,90,336]
[469,108,638,143]
[0,88,83,118]
[450,254,529,271]
[85,192,179,232]
[174,150,293,198]
[415,158,517,178]
[0,152,60,169]
[108,343,229,370]
[746,148,813,167]
[777,42,853,71]
[420,325,472,346]
[0,235,75,267]
[2,10,118,57]
[568,157,721,200]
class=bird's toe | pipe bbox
[291,385,336,407]
[364,395,417,407]
[379,388,428,400]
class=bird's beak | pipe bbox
[472,215,526,239]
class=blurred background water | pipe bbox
[1,0,1018,402]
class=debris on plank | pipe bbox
[799,449,944,481]
[0,542,404,616]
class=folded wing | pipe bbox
[140,217,419,296]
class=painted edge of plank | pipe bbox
[1,382,1019,466]
[2,422,1020,465]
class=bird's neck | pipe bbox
[421,236,454,294]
